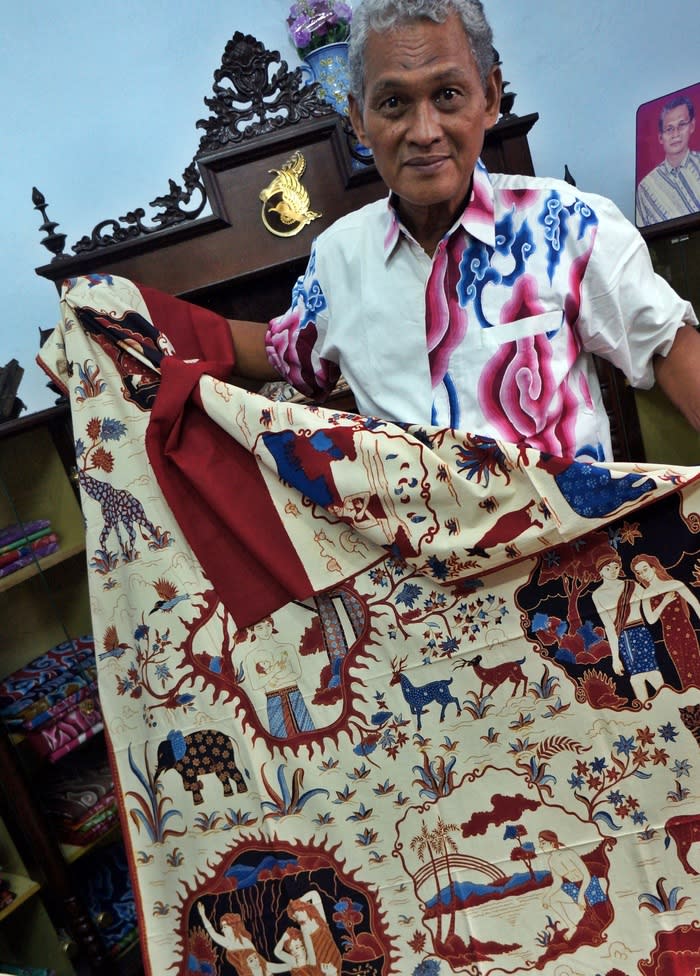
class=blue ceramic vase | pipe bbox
[301,41,351,116]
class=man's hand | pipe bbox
[654,324,700,431]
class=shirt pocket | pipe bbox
[476,309,565,348]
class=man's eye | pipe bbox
[380,95,401,111]
[438,87,459,103]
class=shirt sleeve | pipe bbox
[264,240,341,400]
[577,195,698,389]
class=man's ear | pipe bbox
[348,94,369,147]
[484,65,503,129]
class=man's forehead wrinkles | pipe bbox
[369,67,468,94]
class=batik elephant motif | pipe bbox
[154,729,247,805]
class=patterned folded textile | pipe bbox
[24,698,103,763]
[73,842,137,955]
[39,740,112,809]
[0,520,51,552]
[36,274,700,976]
[16,675,97,733]
[40,744,115,830]
[0,533,59,569]
[0,637,96,730]
[58,806,119,847]
[0,966,56,976]
[42,780,115,828]
[0,540,59,580]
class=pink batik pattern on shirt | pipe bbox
[474,237,595,455]
[477,274,582,452]
[266,249,340,399]
[424,164,494,393]
[441,183,599,455]
[425,228,470,389]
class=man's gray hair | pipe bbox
[348,0,495,112]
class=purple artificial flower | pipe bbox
[287,0,352,56]
[334,2,353,23]
[290,22,312,50]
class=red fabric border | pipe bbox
[146,356,313,629]
[138,284,237,362]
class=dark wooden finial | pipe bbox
[32,187,67,261]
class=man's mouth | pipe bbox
[404,155,448,171]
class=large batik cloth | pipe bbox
[39,275,700,976]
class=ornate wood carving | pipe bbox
[35,33,334,262]
[35,34,526,265]
[196,32,334,152]
[32,187,67,263]
[71,159,207,256]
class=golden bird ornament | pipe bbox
[260,151,321,237]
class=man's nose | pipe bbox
[407,100,442,144]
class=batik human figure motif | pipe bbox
[591,551,663,701]
[197,903,288,974]
[286,891,342,976]
[537,830,607,939]
[631,553,700,690]
[243,616,315,738]
[274,925,333,975]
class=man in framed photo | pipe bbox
[636,93,700,227]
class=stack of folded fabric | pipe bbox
[0,966,56,976]
[0,520,59,580]
[39,741,118,848]
[24,697,103,764]
[0,636,102,762]
[0,875,16,912]
[73,841,138,958]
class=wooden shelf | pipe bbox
[0,412,91,681]
[0,541,86,594]
[0,408,120,974]
[0,872,40,921]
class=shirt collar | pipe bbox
[382,158,496,261]
[661,150,692,173]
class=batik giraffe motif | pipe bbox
[78,470,159,560]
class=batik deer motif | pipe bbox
[390,656,461,731]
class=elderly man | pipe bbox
[636,94,700,228]
[229,0,700,461]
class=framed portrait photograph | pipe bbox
[635,81,700,230]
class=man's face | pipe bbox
[348,13,501,242]
[599,559,621,580]
[659,104,695,166]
